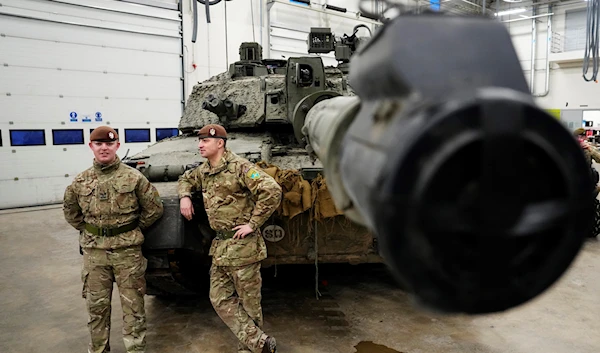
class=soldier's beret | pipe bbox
[573,127,586,136]
[197,124,227,139]
[90,126,119,142]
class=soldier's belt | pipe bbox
[85,222,138,237]
[215,230,236,240]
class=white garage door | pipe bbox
[0,0,183,209]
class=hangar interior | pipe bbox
[1,0,599,209]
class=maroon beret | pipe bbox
[197,124,227,139]
[90,126,118,142]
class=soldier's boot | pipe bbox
[261,336,276,353]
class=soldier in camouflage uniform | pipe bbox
[178,124,282,353]
[63,126,164,353]
[574,128,600,165]
[574,128,600,238]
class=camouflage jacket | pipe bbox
[63,156,164,250]
[177,149,282,266]
[584,146,600,164]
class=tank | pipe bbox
[125,12,595,315]
[123,26,377,296]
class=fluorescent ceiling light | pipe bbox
[495,8,526,16]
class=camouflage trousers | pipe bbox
[210,262,269,353]
[81,246,147,353]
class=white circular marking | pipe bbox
[263,225,285,242]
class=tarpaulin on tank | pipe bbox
[310,174,344,221]
[257,162,343,222]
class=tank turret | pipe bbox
[124,12,594,315]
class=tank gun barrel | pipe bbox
[301,12,595,314]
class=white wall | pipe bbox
[503,1,600,110]
[583,110,600,128]
[0,0,183,209]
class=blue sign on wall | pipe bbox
[95,112,102,122]
[82,116,92,122]
[69,111,78,122]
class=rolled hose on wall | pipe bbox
[192,0,230,42]
[583,0,600,81]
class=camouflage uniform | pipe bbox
[574,128,600,237]
[583,146,600,238]
[178,149,282,353]
[584,146,600,165]
[63,156,163,353]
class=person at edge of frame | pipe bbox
[63,126,164,353]
[177,124,282,353]
[574,127,600,239]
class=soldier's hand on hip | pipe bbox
[180,197,195,221]
[233,224,253,239]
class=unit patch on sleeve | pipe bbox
[246,169,261,180]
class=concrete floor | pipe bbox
[0,206,599,353]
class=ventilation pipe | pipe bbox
[530,6,537,92]
[534,5,552,97]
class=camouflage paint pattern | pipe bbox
[177,61,352,134]
[209,263,268,353]
[82,246,147,353]
[63,156,163,353]
[63,157,164,250]
[177,149,282,267]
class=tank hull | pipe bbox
[141,187,382,296]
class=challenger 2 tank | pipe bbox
[125,10,595,316]
[123,26,378,295]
